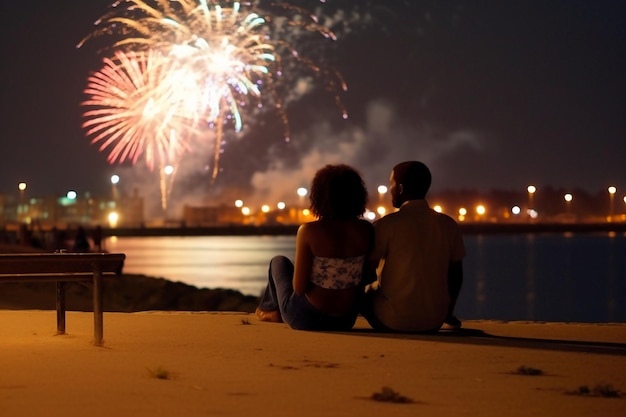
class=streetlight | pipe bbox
[564,193,573,214]
[608,186,616,221]
[18,182,27,221]
[527,185,536,207]
[527,185,536,221]
[458,207,467,222]
[297,187,308,198]
[377,185,387,201]
[297,187,308,209]
[111,174,120,202]
[476,204,486,221]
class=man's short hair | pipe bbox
[394,161,431,198]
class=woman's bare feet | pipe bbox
[255,308,283,323]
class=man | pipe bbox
[362,161,465,332]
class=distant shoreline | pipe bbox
[99,222,626,238]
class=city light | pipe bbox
[458,207,467,222]
[110,175,120,202]
[527,185,537,221]
[297,187,308,210]
[17,182,28,222]
[527,185,536,210]
[608,186,617,220]
[4,179,626,228]
[564,193,573,214]
[108,211,119,228]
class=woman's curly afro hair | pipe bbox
[309,164,368,220]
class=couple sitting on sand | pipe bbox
[255,161,465,333]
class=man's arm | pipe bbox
[364,221,383,289]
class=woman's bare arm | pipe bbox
[293,224,313,295]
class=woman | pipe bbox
[256,164,374,330]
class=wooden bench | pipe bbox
[0,252,125,345]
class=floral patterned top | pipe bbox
[310,255,365,289]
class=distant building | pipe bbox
[0,189,145,230]
[117,188,145,228]
[183,205,244,226]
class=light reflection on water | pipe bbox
[105,235,295,297]
[105,233,626,323]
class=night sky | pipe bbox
[1,0,624,215]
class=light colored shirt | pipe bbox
[370,199,465,331]
[310,255,365,289]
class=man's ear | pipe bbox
[398,184,404,194]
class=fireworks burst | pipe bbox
[82,49,199,171]
[80,0,347,210]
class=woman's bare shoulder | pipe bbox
[297,220,322,236]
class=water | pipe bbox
[462,233,626,323]
[105,235,296,297]
[105,233,626,323]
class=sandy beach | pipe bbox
[1,310,625,417]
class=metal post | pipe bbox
[93,269,104,346]
[56,281,66,334]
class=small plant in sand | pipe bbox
[371,386,414,403]
[567,384,622,398]
[147,365,172,380]
[513,365,543,376]
[241,318,251,325]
